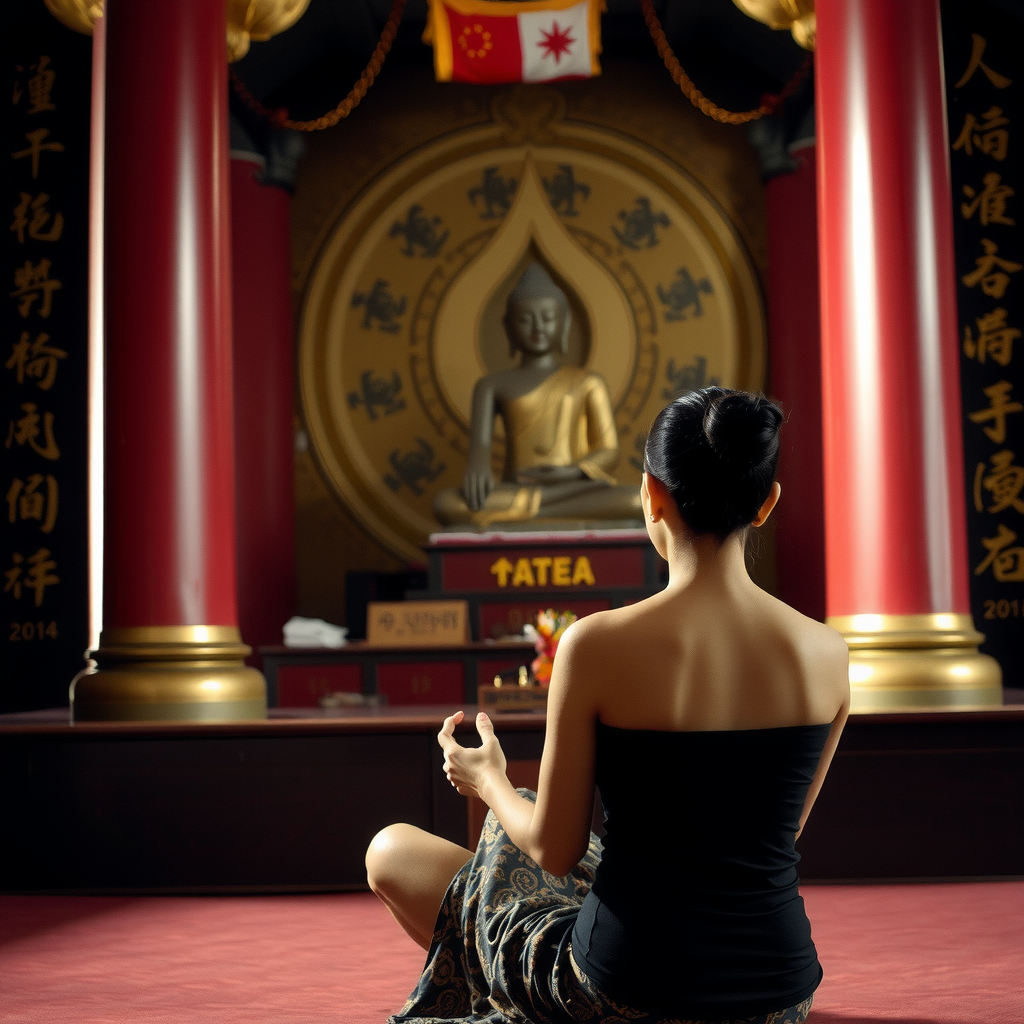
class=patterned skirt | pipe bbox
[388,793,813,1024]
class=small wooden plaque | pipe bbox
[366,600,470,647]
[478,684,549,713]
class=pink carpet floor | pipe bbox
[1,882,1021,1024]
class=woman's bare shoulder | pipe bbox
[784,604,848,662]
[761,597,850,689]
[756,591,840,642]
[555,604,646,659]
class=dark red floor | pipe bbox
[1,883,1021,1023]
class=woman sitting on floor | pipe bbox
[366,387,850,1024]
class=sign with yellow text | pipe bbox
[2,15,91,713]
[944,6,1023,689]
[441,542,645,589]
[489,553,593,587]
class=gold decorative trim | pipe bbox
[828,613,1003,712]
[827,613,985,649]
[732,0,816,51]
[226,0,311,63]
[70,625,267,722]
[99,624,245,644]
[43,0,101,35]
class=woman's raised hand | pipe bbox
[438,710,508,799]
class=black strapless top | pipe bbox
[571,720,831,1019]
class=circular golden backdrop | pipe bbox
[299,113,765,563]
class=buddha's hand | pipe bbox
[438,710,507,799]
[462,455,494,511]
[518,464,586,483]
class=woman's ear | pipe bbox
[752,481,782,527]
[643,472,670,522]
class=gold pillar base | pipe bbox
[70,625,267,722]
[828,613,1003,713]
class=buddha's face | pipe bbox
[505,296,568,357]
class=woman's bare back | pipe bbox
[571,574,849,734]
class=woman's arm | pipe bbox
[795,699,849,840]
[796,637,851,840]
[438,620,599,876]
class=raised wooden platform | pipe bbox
[1,701,1022,892]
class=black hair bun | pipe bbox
[705,392,783,472]
[644,387,783,540]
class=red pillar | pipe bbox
[72,0,264,720]
[230,156,297,655]
[765,139,825,623]
[815,0,1000,707]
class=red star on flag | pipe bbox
[426,0,602,85]
[537,21,576,64]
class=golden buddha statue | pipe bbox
[433,262,641,527]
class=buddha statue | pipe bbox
[433,262,641,527]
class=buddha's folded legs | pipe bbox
[538,482,641,520]
[433,481,641,526]
[433,483,542,526]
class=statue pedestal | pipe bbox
[423,529,666,641]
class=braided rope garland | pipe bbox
[230,0,406,131]
[640,0,811,125]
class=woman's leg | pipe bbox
[366,823,473,951]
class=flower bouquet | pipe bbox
[524,609,577,687]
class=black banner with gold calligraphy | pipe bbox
[1,7,90,712]
[943,0,1024,690]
